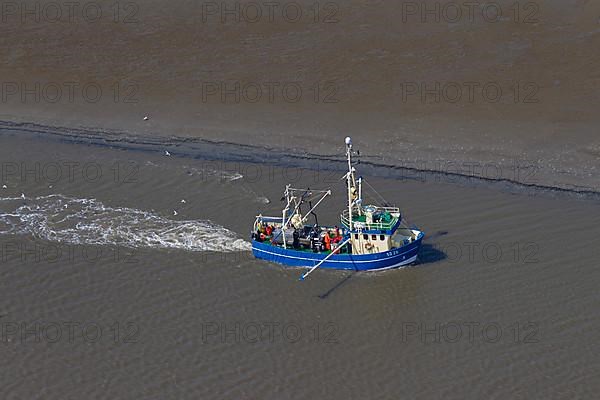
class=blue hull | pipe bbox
[252,236,423,271]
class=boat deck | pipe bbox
[258,237,352,255]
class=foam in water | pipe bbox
[181,164,244,182]
[0,194,251,252]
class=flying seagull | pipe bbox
[1,184,6,189]
[143,116,149,121]
[165,151,171,156]
[20,193,25,199]
[173,210,178,216]
[180,199,186,203]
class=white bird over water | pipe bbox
[143,116,149,121]
[1,184,6,189]
[165,151,171,156]
[180,199,186,203]
[20,193,25,199]
[173,210,178,216]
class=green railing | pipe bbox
[340,206,400,231]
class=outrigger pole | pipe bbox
[299,238,351,281]
[301,190,331,223]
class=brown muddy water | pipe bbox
[0,132,598,399]
[1,0,600,192]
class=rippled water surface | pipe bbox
[0,133,598,399]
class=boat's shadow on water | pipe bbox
[416,230,448,265]
[416,244,447,265]
[318,274,353,299]
[318,232,448,299]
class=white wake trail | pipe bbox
[0,194,251,252]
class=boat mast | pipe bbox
[345,136,355,230]
[282,184,291,249]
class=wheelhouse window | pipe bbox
[363,234,368,240]
[380,235,385,241]
[371,235,377,240]
[354,234,358,239]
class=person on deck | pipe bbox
[323,232,331,251]
[332,226,343,243]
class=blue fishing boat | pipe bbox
[251,137,424,279]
